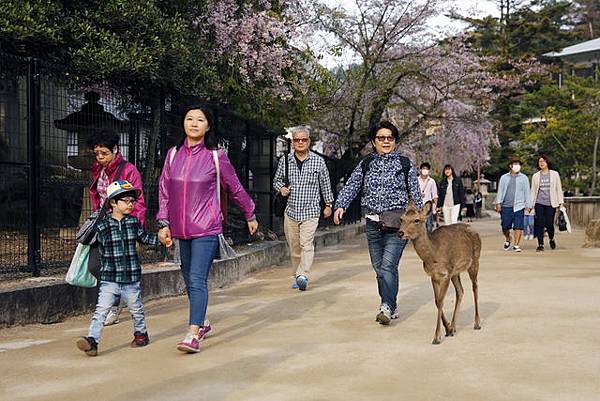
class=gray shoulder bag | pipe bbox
[213,150,237,260]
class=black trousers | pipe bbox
[534,203,556,246]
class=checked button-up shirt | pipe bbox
[96,214,158,283]
[273,151,334,222]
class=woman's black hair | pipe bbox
[178,104,218,150]
[369,120,400,142]
[443,164,456,178]
[466,188,473,194]
[538,154,552,169]
[420,162,431,170]
[88,129,119,150]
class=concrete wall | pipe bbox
[0,222,365,327]
[564,197,600,227]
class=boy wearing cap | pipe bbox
[494,157,532,252]
[76,180,160,356]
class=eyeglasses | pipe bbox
[94,150,113,157]
[293,138,309,143]
[375,136,395,143]
[117,197,136,205]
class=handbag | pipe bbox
[378,156,412,231]
[558,210,568,232]
[273,152,289,217]
[379,210,404,231]
[212,150,237,260]
[65,243,98,287]
[77,161,127,245]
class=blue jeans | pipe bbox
[179,236,219,326]
[88,281,147,342]
[426,213,434,234]
[365,220,408,311]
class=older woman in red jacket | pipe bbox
[89,129,147,326]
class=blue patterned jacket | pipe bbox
[334,151,423,214]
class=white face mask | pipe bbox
[421,169,429,176]
[511,164,521,173]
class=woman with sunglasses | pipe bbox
[333,121,422,325]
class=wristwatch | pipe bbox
[157,219,170,229]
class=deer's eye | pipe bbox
[414,219,420,223]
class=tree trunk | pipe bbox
[142,95,163,185]
[592,130,599,195]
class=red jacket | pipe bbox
[90,152,147,228]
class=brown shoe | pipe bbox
[76,336,98,356]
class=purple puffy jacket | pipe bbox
[157,138,255,239]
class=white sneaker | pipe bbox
[104,308,121,326]
[391,308,400,319]
[512,245,522,252]
[376,304,392,325]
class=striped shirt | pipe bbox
[273,151,334,222]
[96,215,158,283]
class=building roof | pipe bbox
[543,38,600,63]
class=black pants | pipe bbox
[534,203,556,246]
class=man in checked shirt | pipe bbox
[76,180,162,356]
[273,126,334,291]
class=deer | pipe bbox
[398,200,482,345]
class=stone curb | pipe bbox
[0,222,365,327]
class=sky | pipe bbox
[311,0,501,67]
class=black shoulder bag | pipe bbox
[273,153,289,217]
[77,161,127,245]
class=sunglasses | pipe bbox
[375,136,395,143]
[293,138,309,143]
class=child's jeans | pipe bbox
[88,281,147,342]
[524,215,535,237]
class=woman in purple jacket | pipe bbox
[157,105,258,353]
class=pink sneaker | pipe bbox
[197,320,213,341]
[176,333,200,353]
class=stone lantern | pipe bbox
[54,91,127,224]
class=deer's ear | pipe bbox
[422,201,433,216]
[408,199,416,209]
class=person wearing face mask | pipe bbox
[494,157,532,252]
[418,162,438,233]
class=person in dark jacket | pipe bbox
[437,164,464,225]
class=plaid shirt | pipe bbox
[96,215,158,283]
[273,151,334,221]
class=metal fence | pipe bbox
[0,53,361,280]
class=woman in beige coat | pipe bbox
[530,155,564,252]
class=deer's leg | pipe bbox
[468,265,481,330]
[432,277,450,345]
[448,274,464,336]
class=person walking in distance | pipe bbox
[333,121,423,325]
[437,164,464,225]
[494,157,532,252]
[417,162,438,233]
[531,154,564,252]
[273,126,334,291]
